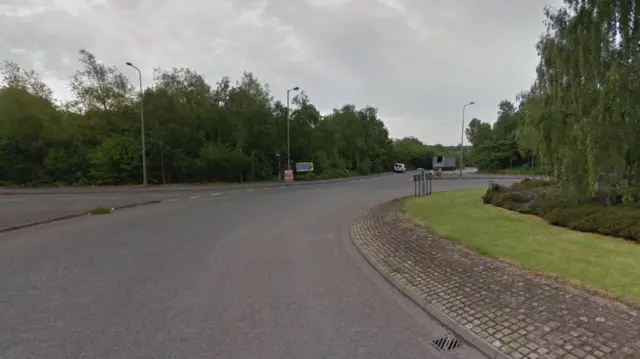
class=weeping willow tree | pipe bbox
[517,0,640,196]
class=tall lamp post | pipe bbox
[460,101,475,178]
[286,86,299,170]
[126,62,148,186]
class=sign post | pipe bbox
[276,152,281,181]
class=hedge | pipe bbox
[483,179,640,242]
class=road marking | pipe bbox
[231,191,239,194]
[0,198,24,202]
[151,193,185,198]
[210,192,221,196]
[165,198,179,202]
[189,195,200,199]
[57,196,120,200]
[246,189,255,192]
[262,187,270,190]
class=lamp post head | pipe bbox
[468,101,475,105]
[292,86,299,91]
[126,62,133,66]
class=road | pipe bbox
[0,173,520,359]
[0,169,500,230]
[0,174,394,229]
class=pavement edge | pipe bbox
[0,172,395,195]
[349,202,510,359]
[0,200,162,234]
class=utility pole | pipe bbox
[460,101,475,178]
[286,86,299,170]
[126,62,148,185]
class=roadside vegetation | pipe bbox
[466,2,640,185]
[405,187,640,303]
[0,52,396,187]
[484,179,640,243]
[0,50,468,188]
[89,206,113,215]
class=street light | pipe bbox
[126,62,148,186]
[460,101,475,178]
[286,86,300,170]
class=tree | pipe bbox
[0,49,405,186]
[465,118,492,147]
[466,100,528,172]
[512,2,640,195]
[1,61,53,101]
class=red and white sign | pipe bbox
[284,169,294,182]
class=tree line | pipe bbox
[0,49,407,186]
[468,1,640,197]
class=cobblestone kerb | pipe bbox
[351,198,640,359]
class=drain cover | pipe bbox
[431,334,461,353]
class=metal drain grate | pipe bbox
[431,334,461,353]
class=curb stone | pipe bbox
[350,205,509,359]
[0,200,161,234]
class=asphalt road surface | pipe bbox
[0,174,520,359]
[0,174,396,229]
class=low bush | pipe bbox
[509,178,555,191]
[483,179,640,242]
[295,172,316,181]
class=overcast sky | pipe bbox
[1,0,561,145]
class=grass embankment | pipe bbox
[404,189,640,304]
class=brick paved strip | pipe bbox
[351,198,640,359]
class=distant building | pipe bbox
[432,155,456,171]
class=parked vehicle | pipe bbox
[393,163,407,173]
[432,155,456,171]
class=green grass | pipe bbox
[478,167,542,175]
[404,188,640,304]
[89,206,113,215]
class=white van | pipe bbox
[393,163,406,173]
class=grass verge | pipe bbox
[404,188,640,304]
[89,206,113,215]
[477,168,544,175]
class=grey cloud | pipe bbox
[0,0,561,144]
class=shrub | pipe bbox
[619,187,640,204]
[509,178,554,191]
[296,172,316,181]
[482,178,640,242]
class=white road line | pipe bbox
[165,198,179,202]
[246,189,255,192]
[262,187,270,190]
[151,193,185,198]
[210,192,222,196]
[231,191,239,194]
[189,195,200,199]
[57,196,120,200]
[0,198,24,202]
